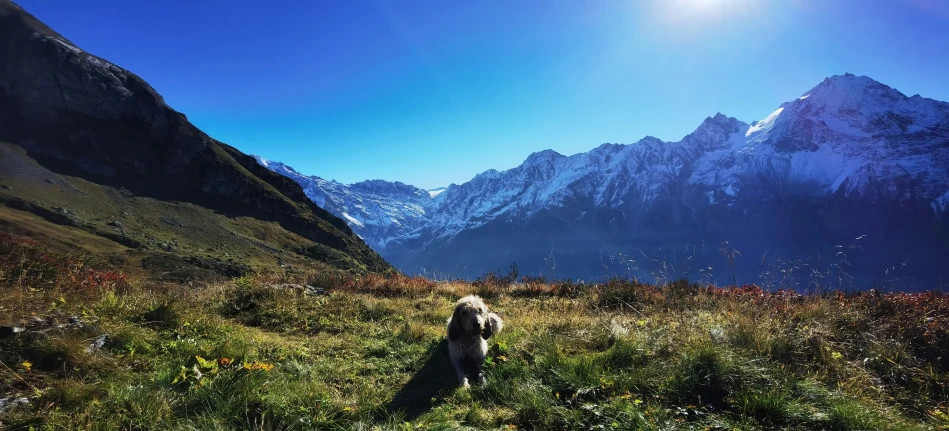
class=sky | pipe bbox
[17,0,949,189]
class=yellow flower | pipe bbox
[242,361,275,371]
[21,361,32,371]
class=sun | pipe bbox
[691,0,721,7]
[652,0,750,24]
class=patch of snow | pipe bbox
[799,94,810,100]
[746,107,784,137]
[428,187,446,198]
[341,212,365,228]
[53,38,82,53]
[820,116,871,137]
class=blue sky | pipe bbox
[18,0,949,189]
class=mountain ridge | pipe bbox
[258,73,949,286]
[0,0,391,276]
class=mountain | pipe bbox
[251,157,439,253]
[260,74,949,288]
[0,0,390,278]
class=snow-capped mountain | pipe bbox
[251,156,441,252]
[258,74,949,287]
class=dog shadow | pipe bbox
[386,338,459,421]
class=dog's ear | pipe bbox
[448,318,460,341]
[448,308,462,341]
[482,312,503,340]
[481,323,492,340]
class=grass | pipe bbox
[2,233,949,430]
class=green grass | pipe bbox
[2,236,949,430]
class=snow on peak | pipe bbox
[745,107,784,137]
[800,74,907,110]
[252,156,438,252]
[474,169,502,180]
[251,154,269,167]
[428,187,447,198]
[255,75,949,261]
[524,149,564,165]
[689,113,747,143]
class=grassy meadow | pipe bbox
[2,232,949,430]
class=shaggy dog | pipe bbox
[446,295,504,387]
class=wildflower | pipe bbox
[20,361,32,371]
[242,361,275,371]
[218,357,233,366]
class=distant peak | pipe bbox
[692,113,745,135]
[802,73,906,102]
[350,179,425,195]
[524,149,563,164]
[639,135,664,144]
[474,169,502,181]
[821,73,880,87]
[593,142,626,153]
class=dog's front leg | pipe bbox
[472,360,486,386]
[452,358,470,388]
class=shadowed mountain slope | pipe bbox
[0,0,390,277]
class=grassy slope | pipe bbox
[0,143,368,281]
[2,235,949,430]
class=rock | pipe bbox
[86,334,107,353]
[54,206,76,217]
[160,216,183,227]
[305,286,327,296]
[21,315,83,333]
[108,220,123,228]
[0,397,29,415]
[269,284,327,296]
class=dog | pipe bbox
[446,295,504,388]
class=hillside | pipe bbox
[0,0,390,278]
[2,233,949,429]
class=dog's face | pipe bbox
[449,297,493,341]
